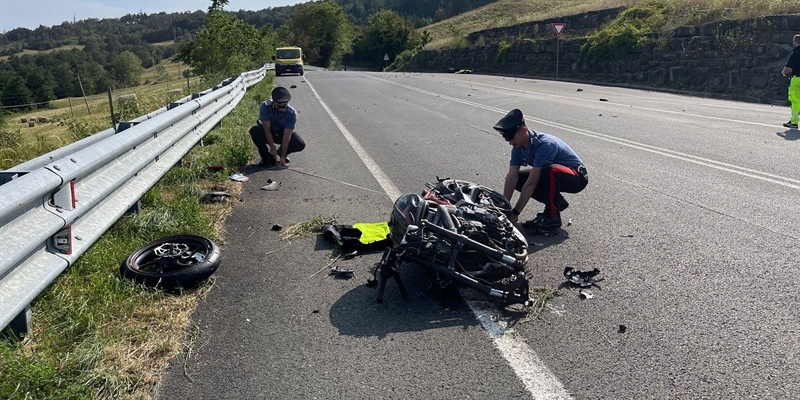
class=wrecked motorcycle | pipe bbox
[370,178,533,307]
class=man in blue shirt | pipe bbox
[494,109,588,235]
[782,34,800,129]
[248,86,306,167]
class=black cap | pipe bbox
[271,86,291,103]
[494,109,524,140]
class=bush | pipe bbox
[495,40,513,64]
[0,128,22,148]
[581,2,672,63]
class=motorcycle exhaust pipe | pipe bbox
[404,254,530,304]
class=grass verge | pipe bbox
[0,75,273,399]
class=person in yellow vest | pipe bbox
[782,34,800,129]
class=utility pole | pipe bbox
[108,87,116,126]
[77,75,91,114]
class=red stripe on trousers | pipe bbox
[548,165,579,218]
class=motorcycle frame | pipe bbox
[375,220,532,306]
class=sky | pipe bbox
[0,0,306,32]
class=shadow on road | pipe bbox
[522,227,570,253]
[329,263,481,339]
[777,129,800,140]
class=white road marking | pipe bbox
[306,77,573,399]
[367,75,800,191]
[305,78,400,200]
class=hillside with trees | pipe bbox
[0,0,499,111]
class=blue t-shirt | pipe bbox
[510,130,583,168]
[259,100,297,135]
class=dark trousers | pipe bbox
[248,125,306,162]
[515,164,588,219]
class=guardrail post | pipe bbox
[115,121,140,133]
[3,306,31,338]
[0,171,26,186]
[126,200,142,215]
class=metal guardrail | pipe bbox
[0,65,268,335]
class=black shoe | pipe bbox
[521,213,545,230]
[783,121,798,129]
[524,215,561,235]
[259,157,275,167]
[539,215,562,230]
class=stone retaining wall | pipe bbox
[409,12,800,104]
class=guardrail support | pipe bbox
[0,171,25,186]
[4,306,31,338]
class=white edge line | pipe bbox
[305,75,573,399]
[367,75,800,190]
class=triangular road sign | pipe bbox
[552,23,566,36]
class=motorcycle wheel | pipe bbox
[120,234,221,290]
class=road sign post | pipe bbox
[552,23,567,79]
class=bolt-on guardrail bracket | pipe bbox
[0,171,27,186]
[51,179,76,211]
[115,121,141,133]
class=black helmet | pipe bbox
[271,86,291,103]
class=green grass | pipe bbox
[0,59,205,169]
[0,45,85,62]
[0,76,272,399]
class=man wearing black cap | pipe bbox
[249,86,306,167]
[494,108,588,234]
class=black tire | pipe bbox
[120,235,221,290]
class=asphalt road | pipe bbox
[156,70,800,399]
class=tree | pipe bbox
[173,1,271,81]
[354,10,421,69]
[1,75,33,109]
[284,2,353,68]
[111,50,145,86]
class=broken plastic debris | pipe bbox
[261,179,280,191]
[599,98,609,102]
[343,250,358,259]
[578,290,593,299]
[621,234,634,238]
[566,218,573,226]
[229,173,249,182]
[563,266,602,287]
[271,224,282,231]
[200,191,231,204]
[329,266,354,279]
[618,325,627,333]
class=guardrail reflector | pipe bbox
[52,179,76,210]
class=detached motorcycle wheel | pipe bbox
[120,235,221,290]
